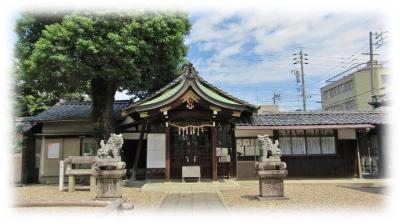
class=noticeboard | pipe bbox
[146,133,166,168]
[48,143,60,159]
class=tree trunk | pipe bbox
[90,78,117,144]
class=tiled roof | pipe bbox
[30,100,130,122]
[16,117,34,133]
[235,111,385,126]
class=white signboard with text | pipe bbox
[47,143,60,159]
[146,133,166,168]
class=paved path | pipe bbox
[141,179,240,192]
[159,192,226,212]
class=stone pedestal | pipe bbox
[257,170,288,199]
[92,160,126,200]
[93,170,126,199]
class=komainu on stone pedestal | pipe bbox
[255,135,288,199]
[92,134,127,200]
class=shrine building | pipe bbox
[21,64,386,184]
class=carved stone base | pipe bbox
[259,177,284,197]
[257,170,288,198]
[95,178,123,199]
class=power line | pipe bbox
[305,52,370,89]
[304,41,372,89]
[307,55,350,60]
[325,62,368,82]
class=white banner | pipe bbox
[146,133,166,168]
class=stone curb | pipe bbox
[216,191,229,212]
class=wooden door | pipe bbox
[170,127,212,179]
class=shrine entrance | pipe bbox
[170,126,212,179]
[121,64,258,181]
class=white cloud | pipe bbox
[188,10,387,87]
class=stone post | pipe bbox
[59,161,64,192]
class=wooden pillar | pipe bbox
[376,126,384,176]
[356,132,363,179]
[165,126,171,181]
[211,126,217,181]
[79,136,84,156]
[131,122,147,180]
[231,124,237,178]
[40,136,46,177]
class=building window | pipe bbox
[279,137,292,155]
[321,137,335,154]
[278,129,336,155]
[83,142,97,156]
[324,80,354,99]
[326,99,356,112]
[343,80,353,92]
[344,100,356,111]
[306,137,321,154]
[291,137,306,154]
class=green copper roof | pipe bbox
[140,80,184,106]
[196,80,240,105]
[123,64,258,115]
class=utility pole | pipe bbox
[300,50,307,112]
[293,50,308,112]
[369,32,375,103]
[272,92,280,105]
[363,31,387,109]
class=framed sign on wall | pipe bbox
[47,143,60,159]
[146,133,166,168]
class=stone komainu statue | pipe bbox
[92,133,127,200]
[255,135,287,171]
[258,134,281,159]
[97,134,124,158]
[255,135,288,198]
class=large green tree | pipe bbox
[15,12,71,117]
[17,11,191,140]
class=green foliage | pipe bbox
[15,82,87,117]
[16,92,56,116]
[15,11,191,137]
[20,11,191,98]
[14,11,90,116]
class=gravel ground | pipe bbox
[221,182,387,213]
[12,184,166,211]
[12,181,387,213]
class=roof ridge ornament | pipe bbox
[182,63,198,79]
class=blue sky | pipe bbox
[177,10,388,111]
[11,10,388,111]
